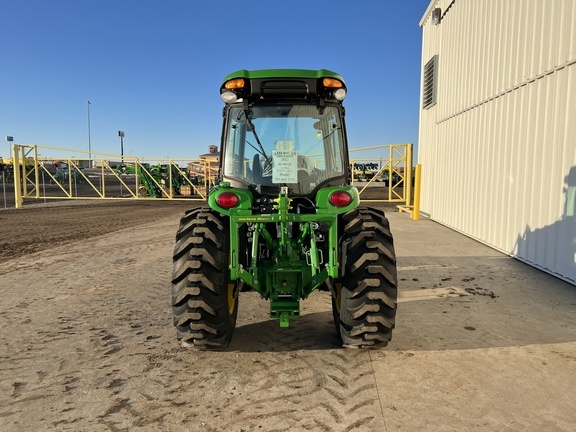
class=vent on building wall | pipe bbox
[431,8,442,25]
[422,55,438,109]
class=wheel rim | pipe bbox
[228,283,237,315]
[334,282,342,314]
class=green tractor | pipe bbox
[171,69,398,349]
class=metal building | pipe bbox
[418,0,576,284]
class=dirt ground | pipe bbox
[0,200,196,261]
[1,198,576,431]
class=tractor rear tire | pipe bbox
[171,207,238,350]
[333,206,398,348]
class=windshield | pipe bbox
[222,104,346,195]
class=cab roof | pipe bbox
[222,69,345,84]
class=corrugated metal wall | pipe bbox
[419,0,576,284]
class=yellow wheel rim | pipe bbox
[334,282,342,314]
[228,283,237,315]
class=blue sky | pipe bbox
[1,1,430,161]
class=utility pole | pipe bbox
[118,131,125,163]
[5,136,13,159]
[86,101,92,168]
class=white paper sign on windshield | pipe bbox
[272,149,298,183]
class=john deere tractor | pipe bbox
[171,69,397,349]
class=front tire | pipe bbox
[171,207,238,349]
[333,207,398,348]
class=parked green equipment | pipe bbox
[171,69,398,349]
[118,162,186,197]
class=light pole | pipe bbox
[118,131,125,163]
[86,101,91,168]
[5,136,13,159]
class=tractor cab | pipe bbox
[217,69,350,199]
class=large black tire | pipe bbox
[332,206,398,348]
[171,207,238,350]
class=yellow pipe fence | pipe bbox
[8,143,419,218]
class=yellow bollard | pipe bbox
[412,164,422,220]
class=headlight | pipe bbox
[221,91,238,103]
[333,88,346,101]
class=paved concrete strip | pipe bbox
[376,212,576,431]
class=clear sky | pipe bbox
[1,0,431,161]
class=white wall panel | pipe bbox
[419,0,576,284]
